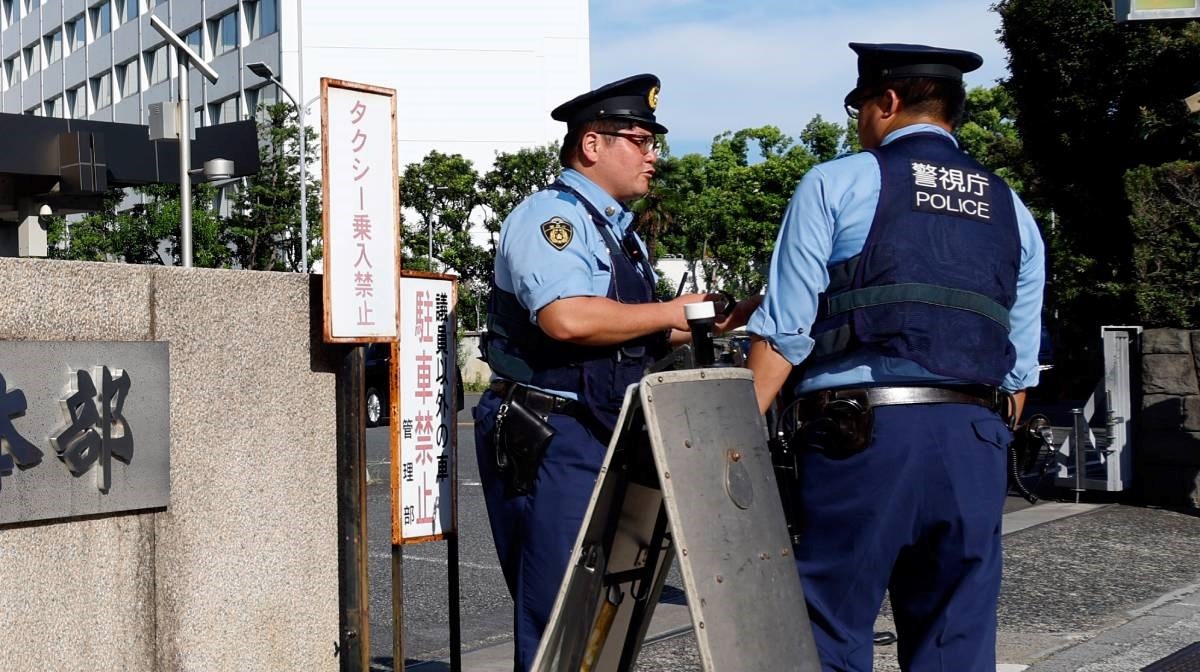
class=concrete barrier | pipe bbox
[0,258,341,672]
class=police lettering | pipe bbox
[914,190,990,220]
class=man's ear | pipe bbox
[879,89,902,119]
[580,131,603,163]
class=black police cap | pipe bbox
[551,74,668,134]
[845,42,983,106]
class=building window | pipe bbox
[67,84,85,118]
[44,30,63,64]
[91,70,112,109]
[245,84,278,119]
[209,96,238,124]
[23,42,40,77]
[117,0,137,24]
[45,95,62,118]
[193,105,203,129]
[116,58,137,98]
[21,0,33,17]
[66,16,87,52]
[209,11,237,56]
[144,44,168,85]
[90,1,112,39]
[182,26,203,60]
[1,0,13,29]
[25,103,42,116]
[244,0,277,41]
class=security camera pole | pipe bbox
[150,15,219,268]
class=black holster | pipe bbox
[494,393,556,497]
[786,395,875,458]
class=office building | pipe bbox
[0,0,590,172]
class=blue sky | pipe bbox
[589,1,1009,157]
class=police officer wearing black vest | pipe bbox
[746,44,1046,670]
[474,74,750,670]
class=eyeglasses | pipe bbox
[595,131,661,154]
[844,90,878,121]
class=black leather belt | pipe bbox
[808,384,1014,422]
[490,381,592,421]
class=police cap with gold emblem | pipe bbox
[844,42,983,107]
[551,74,668,134]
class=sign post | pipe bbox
[394,271,460,670]
[321,77,400,672]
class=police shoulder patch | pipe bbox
[541,216,574,251]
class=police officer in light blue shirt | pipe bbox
[474,74,739,671]
[747,43,1045,671]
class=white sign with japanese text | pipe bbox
[394,274,457,543]
[321,79,399,342]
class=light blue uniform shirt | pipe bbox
[493,168,654,399]
[747,124,1045,393]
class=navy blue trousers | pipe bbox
[794,403,1011,672]
[473,389,609,671]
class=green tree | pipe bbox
[800,114,846,162]
[47,183,228,266]
[654,126,818,295]
[227,102,322,271]
[997,0,1200,386]
[1125,161,1200,327]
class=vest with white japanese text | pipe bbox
[808,131,1021,386]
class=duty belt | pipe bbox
[490,381,592,422]
[805,384,1014,424]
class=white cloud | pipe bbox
[591,1,1007,153]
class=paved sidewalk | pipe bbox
[412,499,1200,671]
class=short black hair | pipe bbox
[559,119,638,168]
[878,76,968,127]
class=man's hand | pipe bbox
[715,294,763,335]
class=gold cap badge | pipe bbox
[647,86,659,111]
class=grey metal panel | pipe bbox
[112,15,139,64]
[89,33,113,76]
[21,74,40,110]
[42,57,63,96]
[642,369,820,671]
[0,340,170,525]
[63,0,88,21]
[172,0,203,31]
[63,47,86,84]
[43,2,63,27]
[207,0,240,18]
[114,94,138,122]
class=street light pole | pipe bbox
[248,62,308,272]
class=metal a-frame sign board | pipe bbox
[533,368,821,671]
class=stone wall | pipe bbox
[0,258,341,672]
[1139,328,1200,510]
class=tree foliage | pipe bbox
[47,183,227,266]
[648,126,830,295]
[997,0,1200,384]
[227,102,322,271]
[1125,161,1200,327]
